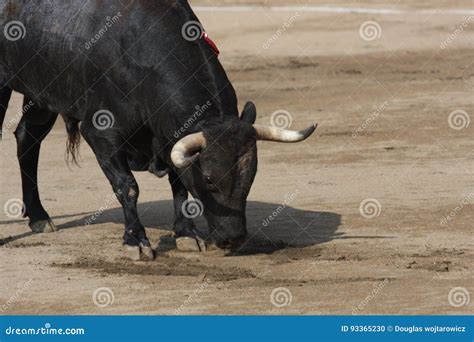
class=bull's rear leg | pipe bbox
[14,98,58,232]
[80,122,154,261]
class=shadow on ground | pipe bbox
[1,200,342,255]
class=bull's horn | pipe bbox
[171,132,206,168]
[253,123,317,142]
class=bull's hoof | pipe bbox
[125,243,155,261]
[141,244,155,260]
[29,219,58,233]
[176,237,200,252]
[175,236,209,252]
[204,243,221,251]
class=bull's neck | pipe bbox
[175,1,238,121]
[191,50,237,120]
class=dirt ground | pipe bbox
[1,1,473,315]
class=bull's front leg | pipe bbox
[168,171,206,252]
[80,122,154,261]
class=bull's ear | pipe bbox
[240,101,257,124]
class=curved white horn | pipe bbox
[253,123,317,142]
[171,132,206,168]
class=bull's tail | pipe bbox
[63,116,81,166]
[0,87,13,140]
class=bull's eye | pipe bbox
[203,175,218,191]
[204,175,213,185]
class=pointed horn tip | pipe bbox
[301,122,318,139]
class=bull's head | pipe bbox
[170,102,317,249]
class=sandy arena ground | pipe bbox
[1,1,473,314]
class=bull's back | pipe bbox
[0,1,193,119]
[1,1,94,112]
[1,0,238,145]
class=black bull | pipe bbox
[0,1,316,260]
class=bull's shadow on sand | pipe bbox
[2,201,342,255]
